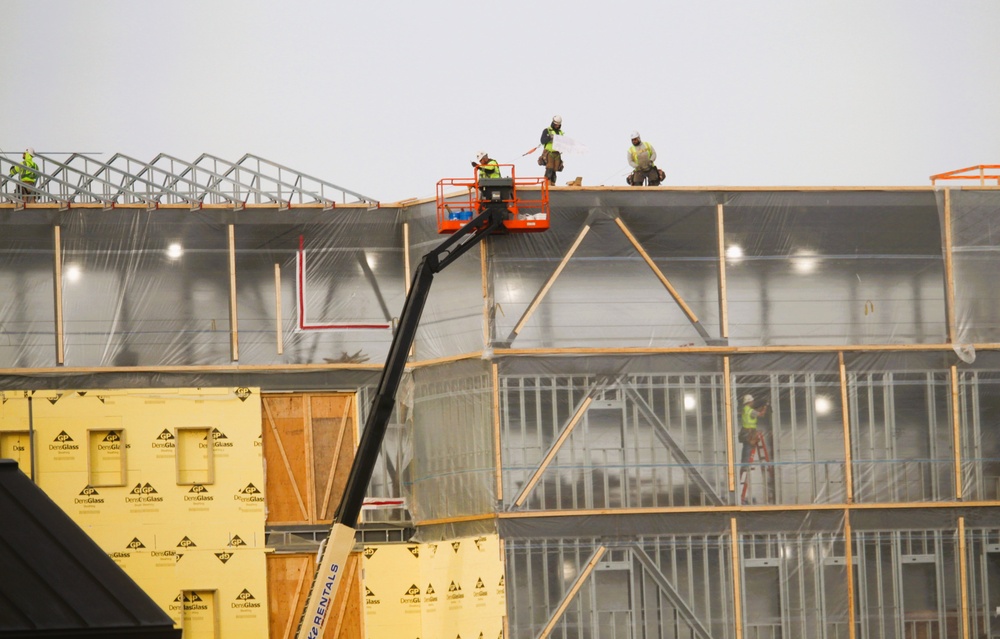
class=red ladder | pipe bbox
[739,432,775,505]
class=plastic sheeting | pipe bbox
[947,189,1000,344]
[0,189,956,366]
[500,511,850,639]
[1,187,999,637]
[31,207,403,367]
[499,509,1000,639]
[407,359,495,523]
[493,351,981,514]
[401,189,946,358]
[0,221,56,367]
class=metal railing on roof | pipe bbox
[930,164,1000,186]
[0,152,378,210]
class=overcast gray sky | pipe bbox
[3,0,999,203]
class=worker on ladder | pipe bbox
[738,393,772,504]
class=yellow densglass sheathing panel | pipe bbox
[176,426,215,485]
[87,428,126,487]
[0,393,31,477]
[363,544,422,639]
[0,432,33,478]
[363,534,506,639]
[23,387,267,639]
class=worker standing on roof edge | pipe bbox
[626,132,663,186]
[8,148,39,202]
[473,151,501,180]
[738,393,769,465]
[539,115,564,186]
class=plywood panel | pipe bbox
[311,394,356,521]
[267,552,363,639]
[262,395,311,524]
[262,393,357,525]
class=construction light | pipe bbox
[65,264,82,283]
[562,559,577,581]
[792,250,819,274]
[167,243,184,259]
[683,394,697,412]
[725,245,744,260]
[814,395,833,416]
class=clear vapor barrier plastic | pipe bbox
[2,185,1000,639]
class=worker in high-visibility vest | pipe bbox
[8,148,39,202]
[626,132,663,186]
[738,394,769,464]
[538,115,564,186]
[472,151,501,180]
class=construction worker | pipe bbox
[626,132,663,186]
[473,151,501,180]
[8,148,39,202]
[539,115,564,186]
[738,394,769,464]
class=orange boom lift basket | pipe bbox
[435,164,550,234]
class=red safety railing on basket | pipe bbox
[930,165,1000,186]
[435,164,549,234]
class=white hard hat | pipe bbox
[630,131,640,140]
[474,150,488,163]
[25,148,34,155]
[742,394,754,405]
[552,115,562,125]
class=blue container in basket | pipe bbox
[448,210,474,221]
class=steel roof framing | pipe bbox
[0,152,377,209]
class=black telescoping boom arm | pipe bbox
[295,184,522,639]
[334,200,507,527]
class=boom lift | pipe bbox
[295,166,548,639]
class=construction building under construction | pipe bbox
[1,152,999,639]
